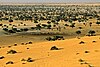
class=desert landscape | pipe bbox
[0,3,100,67]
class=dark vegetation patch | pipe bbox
[0,56,5,59]
[50,46,59,50]
[46,35,64,41]
[6,61,14,65]
[79,41,85,44]
[21,57,34,62]
[50,46,63,50]
[7,50,17,54]
[85,51,90,53]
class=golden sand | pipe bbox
[0,36,100,67]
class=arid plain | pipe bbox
[0,3,100,67]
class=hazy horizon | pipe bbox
[0,0,100,3]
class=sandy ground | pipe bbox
[0,36,100,67]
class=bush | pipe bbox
[3,28,8,31]
[65,24,69,26]
[92,41,96,43]
[24,24,26,26]
[53,35,64,40]
[20,28,24,31]
[46,35,64,41]
[79,27,82,29]
[70,23,75,28]
[78,59,84,62]
[21,57,34,62]
[50,46,59,50]
[28,41,32,44]
[12,28,17,31]
[0,56,4,59]
[27,57,34,62]
[8,46,12,48]
[7,50,17,54]
[96,21,100,25]
[16,30,21,32]
[8,30,16,33]
[6,61,14,65]
[20,22,23,24]
[21,43,24,45]
[9,19,13,22]
[21,58,26,61]
[9,24,12,25]
[46,37,52,41]
[88,30,96,36]
[0,24,3,26]
[85,51,89,53]
[23,28,28,31]
[76,30,81,35]
[79,41,85,44]
[31,27,35,29]
[14,43,17,46]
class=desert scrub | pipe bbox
[78,59,84,62]
[92,41,96,42]
[21,57,34,62]
[23,28,28,31]
[14,43,17,46]
[27,57,34,62]
[0,56,5,59]
[8,46,12,48]
[8,30,16,33]
[88,64,94,67]
[28,41,33,44]
[7,50,17,54]
[46,35,64,41]
[50,46,59,50]
[21,43,24,45]
[21,58,26,61]
[46,37,52,41]
[85,51,90,53]
[27,48,29,49]
[3,28,8,31]
[79,41,85,44]
[6,61,14,65]
[78,59,94,67]
[12,28,17,32]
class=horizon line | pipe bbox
[0,2,100,5]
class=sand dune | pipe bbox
[0,36,100,67]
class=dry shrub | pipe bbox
[6,61,14,65]
[7,50,17,54]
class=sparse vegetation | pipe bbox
[88,30,96,36]
[50,46,59,50]
[0,4,99,67]
[7,50,17,54]
[27,57,34,62]
[46,35,64,41]
[92,41,96,43]
[21,57,34,62]
[85,51,90,53]
[28,41,33,44]
[79,41,85,44]
[6,61,14,65]
[78,59,84,62]
[0,56,4,59]
[14,43,17,46]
